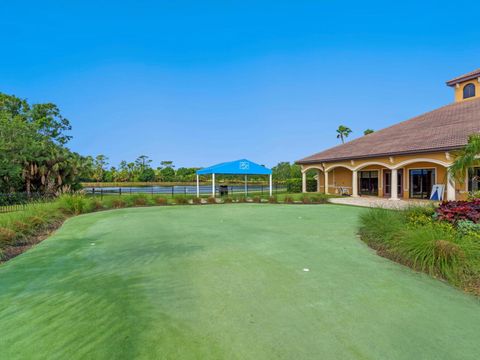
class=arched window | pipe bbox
[463,83,476,99]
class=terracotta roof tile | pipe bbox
[297,98,480,164]
[446,68,480,86]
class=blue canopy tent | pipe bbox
[196,159,273,197]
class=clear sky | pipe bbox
[1,0,479,168]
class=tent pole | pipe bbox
[196,175,200,197]
[269,174,272,196]
[212,173,215,198]
[245,175,248,196]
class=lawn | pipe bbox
[0,204,479,359]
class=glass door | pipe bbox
[409,169,435,199]
[359,171,379,196]
[384,171,391,197]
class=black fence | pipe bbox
[0,193,55,214]
[84,184,287,198]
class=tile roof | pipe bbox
[297,97,480,164]
[446,68,480,86]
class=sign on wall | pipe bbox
[430,184,445,201]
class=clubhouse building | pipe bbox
[297,69,480,201]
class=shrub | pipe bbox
[286,178,317,193]
[236,196,247,203]
[468,191,480,201]
[359,207,480,291]
[111,198,126,208]
[224,197,233,203]
[457,220,480,238]
[252,196,261,203]
[130,195,148,206]
[175,196,189,205]
[154,196,168,205]
[268,196,278,204]
[207,197,216,204]
[301,195,311,204]
[0,227,16,245]
[284,196,294,204]
[58,194,88,215]
[90,199,105,211]
[191,197,202,205]
[436,199,480,224]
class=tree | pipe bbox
[92,155,109,182]
[159,167,175,182]
[0,93,81,194]
[271,162,302,181]
[336,125,352,144]
[160,160,174,168]
[364,129,374,135]
[449,134,480,183]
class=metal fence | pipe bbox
[0,193,55,214]
[84,184,287,198]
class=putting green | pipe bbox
[1,205,479,359]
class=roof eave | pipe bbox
[295,146,464,165]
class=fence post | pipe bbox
[92,187,95,197]
[101,188,103,200]
[184,186,187,197]
[261,185,263,195]
[171,186,174,198]
[119,187,122,196]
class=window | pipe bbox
[463,83,476,99]
[468,167,480,192]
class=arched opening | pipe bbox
[302,167,323,193]
[393,159,450,200]
[463,83,476,99]
[324,165,353,196]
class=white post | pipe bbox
[352,170,358,197]
[196,175,200,197]
[324,171,329,194]
[302,172,307,193]
[317,169,321,192]
[390,169,399,200]
[269,174,273,196]
[212,173,215,197]
[447,170,456,201]
[244,175,248,195]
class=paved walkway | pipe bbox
[329,196,435,209]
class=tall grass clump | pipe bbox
[359,205,480,294]
[58,194,90,215]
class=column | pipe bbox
[302,172,307,193]
[390,168,399,200]
[317,169,322,192]
[212,173,215,197]
[269,174,273,196]
[447,170,456,201]
[196,175,200,197]
[352,170,358,197]
[324,171,329,194]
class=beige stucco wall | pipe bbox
[301,151,468,200]
[453,79,480,103]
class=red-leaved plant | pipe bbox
[436,199,480,224]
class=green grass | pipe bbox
[1,205,480,359]
[359,207,480,294]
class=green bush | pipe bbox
[191,197,202,205]
[284,196,294,204]
[286,179,317,193]
[174,196,189,205]
[58,194,89,215]
[359,207,480,292]
[153,196,168,205]
[457,220,480,238]
[207,197,216,204]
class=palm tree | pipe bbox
[364,129,374,135]
[449,134,480,183]
[336,125,352,144]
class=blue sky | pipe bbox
[1,0,479,168]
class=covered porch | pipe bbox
[300,156,458,201]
